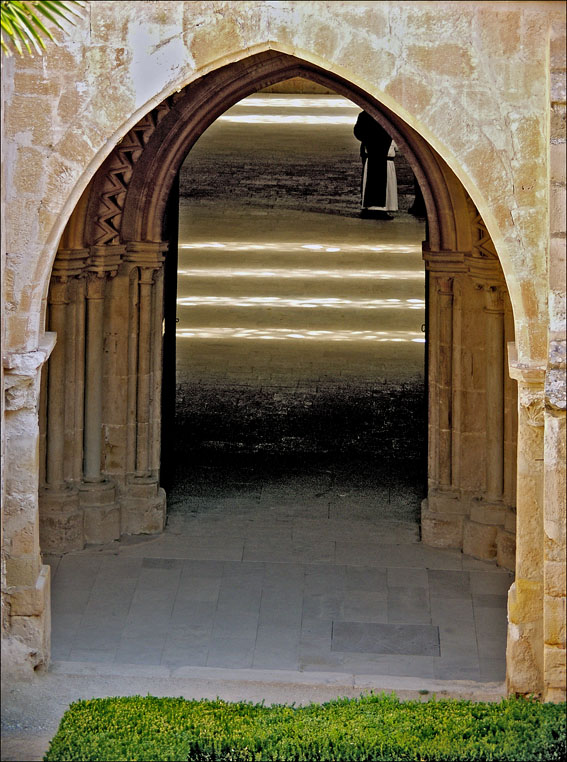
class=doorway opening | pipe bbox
[164,82,428,537]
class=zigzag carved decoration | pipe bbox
[93,96,177,244]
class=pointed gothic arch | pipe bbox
[37,49,522,687]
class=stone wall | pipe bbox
[1,1,565,698]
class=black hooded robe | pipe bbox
[353,111,393,209]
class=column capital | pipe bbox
[422,248,467,273]
[3,333,56,372]
[87,245,125,277]
[51,248,89,282]
[508,342,546,385]
[508,344,546,427]
[124,241,167,269]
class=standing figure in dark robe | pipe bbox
[354,110,394,220]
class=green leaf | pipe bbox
[12,1,56,41]
[1,0,84,57]
[9,5,48,53]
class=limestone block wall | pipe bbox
[543,15,566,703]
[1,1,565,698]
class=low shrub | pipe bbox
[44,692,566,762]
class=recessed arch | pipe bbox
[37,47,521,693]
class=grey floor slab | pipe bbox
[332,622,440,656]
[48,482,511,683]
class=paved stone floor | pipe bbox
[46,470,512,684]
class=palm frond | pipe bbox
[1,0,84,57]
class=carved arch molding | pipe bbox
[41,50,517,570]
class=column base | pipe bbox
[121,477,166,535]
[497,527,516,571]
[39,487,83,553]
[463,500,516,566]
[463,519,497,560]
[7,564,51,674]
[421,498,464,548]
[79,480,120,544]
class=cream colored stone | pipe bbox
[544,645,567,692]
[550,184,566,236]
[9,565,49,617]
[463,520,497,561]
[544,596,566,648]
[550,143,566,185]
[506,621,543,696]
[544,561,566,598]
[421,502,464,548]
[508,579,544,624]
[550,237,566,293]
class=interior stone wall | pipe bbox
[1,1,565,699]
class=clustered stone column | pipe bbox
[39,250,88,553]
[39,242,167,553]
[421,248,517,572]
[4,337,56,670]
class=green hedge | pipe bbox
[44,693,566,762]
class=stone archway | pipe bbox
[38,50,520,682]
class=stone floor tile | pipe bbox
[212,614,259,640]
[387,587,431,624]
[299,647,347,671]
[181,559,225,577]
[179,543,245,561]
[345,653,435,678]
[434,658,481,681]
[258,602,303,629]
[170,601,217,626]
[222,560,265,578]
[469,571,514,596]
[430,596,474,628]
[428,569,471,598]
[473,593,508,609]
[420,546,463,570]
[114,643,164,665]
[475,632,507,661]
[387,567,428,588]
[332,622,440,656]
[479,657,507,682]
[175,576,221,602]
[342,591,388,623]
[161,645,208,667]
[69,648,117,663]
[304,564,345,592]
[302,593,343,620]
[299,618,333,645]
[51,588,92,616]
[462,556,505,572]
[206,638,255,668]
[345,566,388,593]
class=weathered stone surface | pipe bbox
[544,596,567,648]
[463,520,497,561]
[545,561,567,598]
[544,645,567,695]
[1,0,565,701]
